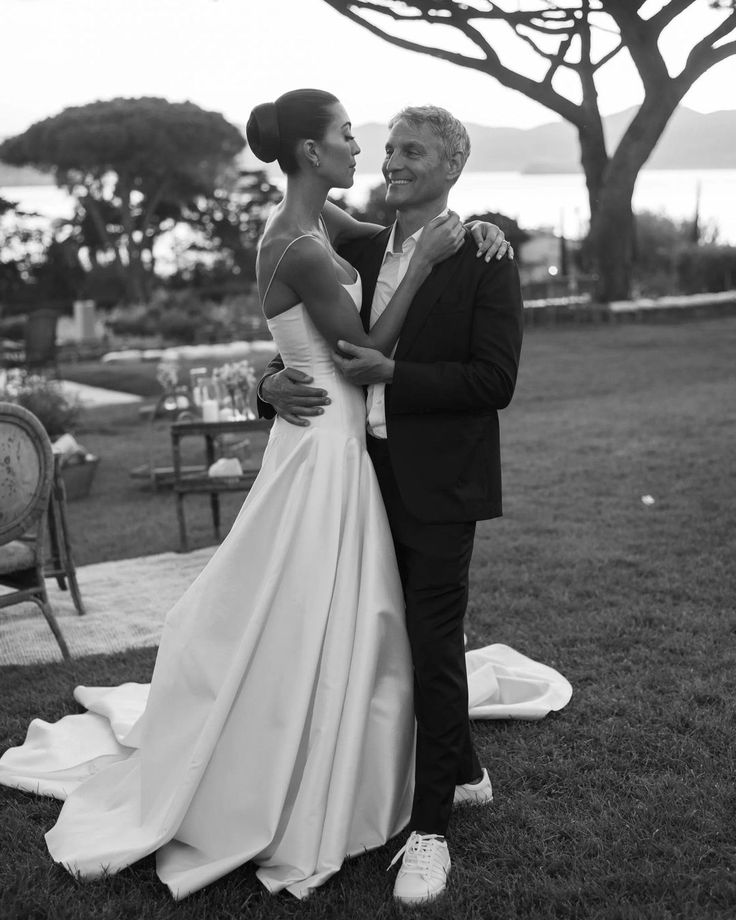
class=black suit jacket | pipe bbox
[258,227,524,523]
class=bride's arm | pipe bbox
[276,215,464,356]
[322,199,513,260]
[321,200,382,247]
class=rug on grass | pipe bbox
[0,547,216,667]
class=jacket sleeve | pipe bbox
[256,353,285,420]
[388,258,524,414]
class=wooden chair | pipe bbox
[0,402,70,659]
[45,454,86,616]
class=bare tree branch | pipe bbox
[512,22,579,71]
[648,0,699,33]
[578,0,598,100]
[678,10,736,84]
[321,0,585,124]
[603,1,672,89]
[593,40,624,71]
[685,7,736,62]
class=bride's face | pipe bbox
[312,103,361,189]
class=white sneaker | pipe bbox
[453,767,493,807]
[390,832,450,905]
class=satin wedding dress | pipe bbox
[0,273,572,900]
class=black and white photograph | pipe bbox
[0,1,734,917]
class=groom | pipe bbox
[258,105,523,904]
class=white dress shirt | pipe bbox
[366,212,446,438]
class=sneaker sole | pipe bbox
[453,791,494,807]
[394,887,448,906]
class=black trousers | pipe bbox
[367,435,481,835]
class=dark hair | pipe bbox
[247,89,340,175]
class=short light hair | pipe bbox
[389,105,471,174]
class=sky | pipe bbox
[2,0,736,139]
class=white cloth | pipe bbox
[0,646,571,795]
[0,277,573,901]
[465,645,572,719]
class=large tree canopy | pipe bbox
[322,0,736,301]
[0,97,245,303]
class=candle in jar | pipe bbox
[202,399,219,422]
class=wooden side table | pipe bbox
[170,419,273,552]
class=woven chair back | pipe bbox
[0,402,54,544]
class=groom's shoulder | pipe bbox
[454,230,518,280]
[458,231,518,278]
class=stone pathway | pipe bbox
[0,546,217,667]
[60,380,142,408]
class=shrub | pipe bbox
[676,244,736,294]
[0,370,81,436]
[466,211,531,257]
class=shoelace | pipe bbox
[388,833,445,875]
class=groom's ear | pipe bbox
[446,151,464,184]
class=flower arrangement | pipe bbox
[213,360,257,419]
[0,369,81,437]
[213,360,256,392]
[155,360,180,394]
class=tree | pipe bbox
[321,0,736,301]
[0,98,245,303]
[465,212,530,258]
[0,197,54,312]
[179,169,283,284]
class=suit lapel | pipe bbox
[356,227,392,331]
[395,248,467,358]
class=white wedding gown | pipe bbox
[0,277,572,900]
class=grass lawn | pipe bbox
[1,316,735,919]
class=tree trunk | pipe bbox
[117,180,149,305]
[82,194,130,292]
[577,121,608,221]
[582,91,681,302]
[125,247,148,305]
[588,176,636,302]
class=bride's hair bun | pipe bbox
[246,102,281,164]
[246,89,340,175]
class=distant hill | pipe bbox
[0,163,54,187]
[241,106,736,175]
[3,106,734,187]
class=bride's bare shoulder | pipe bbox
[259,222,324,270]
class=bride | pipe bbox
[0,89,533,901]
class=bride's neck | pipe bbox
[282,174,330,232]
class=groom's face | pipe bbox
[382,118,452,211]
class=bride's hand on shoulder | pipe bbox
[467,219,514,262]
[413,212,466,269]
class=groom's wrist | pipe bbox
[258,372,277,405]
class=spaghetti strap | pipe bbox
[261,234,316,308]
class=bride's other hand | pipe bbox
[333,341,393,386]
[413,212,466,268]
[467,219,514,262]
[261,367,331,427]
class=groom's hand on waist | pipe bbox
[260,367,331,427]
[333,341,395,385]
